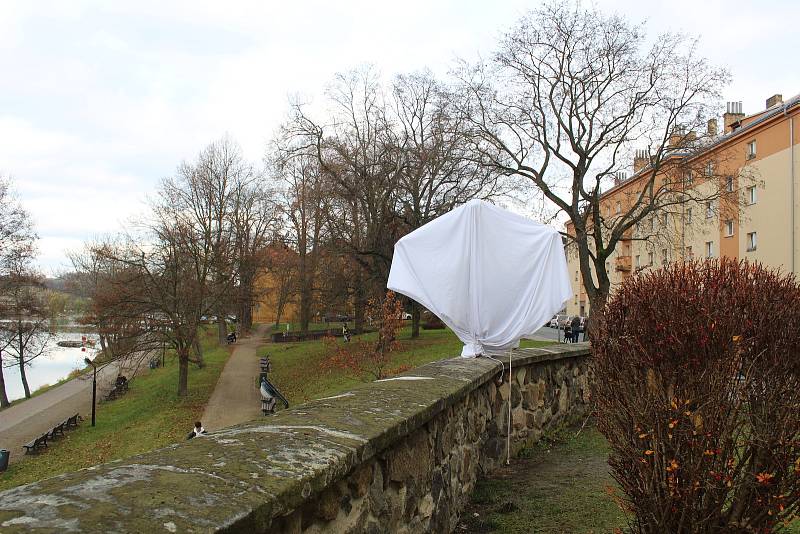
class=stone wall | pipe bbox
[0,344,591,533]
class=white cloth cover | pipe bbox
[387,200,571,357]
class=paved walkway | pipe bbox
[200,325,267,431]
[0,361,120,465]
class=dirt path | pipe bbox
[0,361,120,465]
[460,426,625,533]
[200,325,267,431]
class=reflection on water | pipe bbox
[2,333,100,402]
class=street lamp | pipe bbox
[84,357,97,427]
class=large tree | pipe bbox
[0,175,38,406]
[460,2,734,311]
[392,71,504,336]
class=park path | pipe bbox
[0,361,120,465]
[200,324,267,431]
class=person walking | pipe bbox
[570,315,581,343]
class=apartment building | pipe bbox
[566,93,800,317]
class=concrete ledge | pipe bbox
[0,344,591,533]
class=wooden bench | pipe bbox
[49,421,66,439]
[22,434,49,454]
[65,414,81,428]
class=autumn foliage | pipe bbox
[325,290,405,380]
[592,260,800,532]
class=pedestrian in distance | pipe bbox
[570,315,581,343]
[187,421,207,440]
[342,323,351,342]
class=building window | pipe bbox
[706,241,714,258]
[686,207,693,224]
[747,232,757,252]
[724,220,734,237]
[635,254,641,268]
[747,186,757,205]
[662,212,668,226]
[616,201,621,214]
[706,201,714,219]
[685,172,693,186]
[650,217,655,231]
[705,161,714,177]
[747,140,757,160]
[647,252,654,266]
[661,248,668,265]
[686,246,693,259]
[726,176,734,192]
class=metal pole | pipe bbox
[91,366,96,427]
[85,358,96,427]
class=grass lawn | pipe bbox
[462,424,626,533]
[0,328,231,491]
[462,423,800,534]
[259,326,554,405]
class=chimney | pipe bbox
[707,118,718,136]
[633,150,649,173]
[613,171,627,186]
[766,94,783,108]
[723,101,745,134]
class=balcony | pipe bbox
[615,255,632,272]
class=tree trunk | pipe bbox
[216,315,228,346]
[193,336,205,368]
[0,349,10,408]
[411,300,421,339]
[177,347,189,397]
[299,278,312,335]
[353,280,366,335]
[18,330,31,399]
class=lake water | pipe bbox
[2,333,100,402]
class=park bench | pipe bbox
[22,434,49,454]
[65,414,81,428]
[48,421,66,439]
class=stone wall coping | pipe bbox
[0,343,591,533]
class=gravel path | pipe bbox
[200,325,267,431]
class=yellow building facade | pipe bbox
[566,93,800,317]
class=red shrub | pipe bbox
[592,260,800,532]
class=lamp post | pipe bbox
[84,357,97,427]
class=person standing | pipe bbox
[570,315,581,342]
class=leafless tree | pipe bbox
[270,144,328,334]
[458,1,737,310]
[392,71,505,336]
[0,175,38,405]
[288,67,405,332]
[160,137,251,345]
[230,176,279,334]
[0,261,51,400]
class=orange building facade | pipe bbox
[566,93,800,317]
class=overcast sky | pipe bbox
[2,0,798,274]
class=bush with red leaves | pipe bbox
[593,259,800,532]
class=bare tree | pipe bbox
[392,71,505,336]
[0,261,51,400]
[459,2,735,310]
[0,175,38,406]
[289,67,405,332]
[271,146,327,334]
[161,137,251,345]
[231,177,279,334]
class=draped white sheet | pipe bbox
[387,200,571,357]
